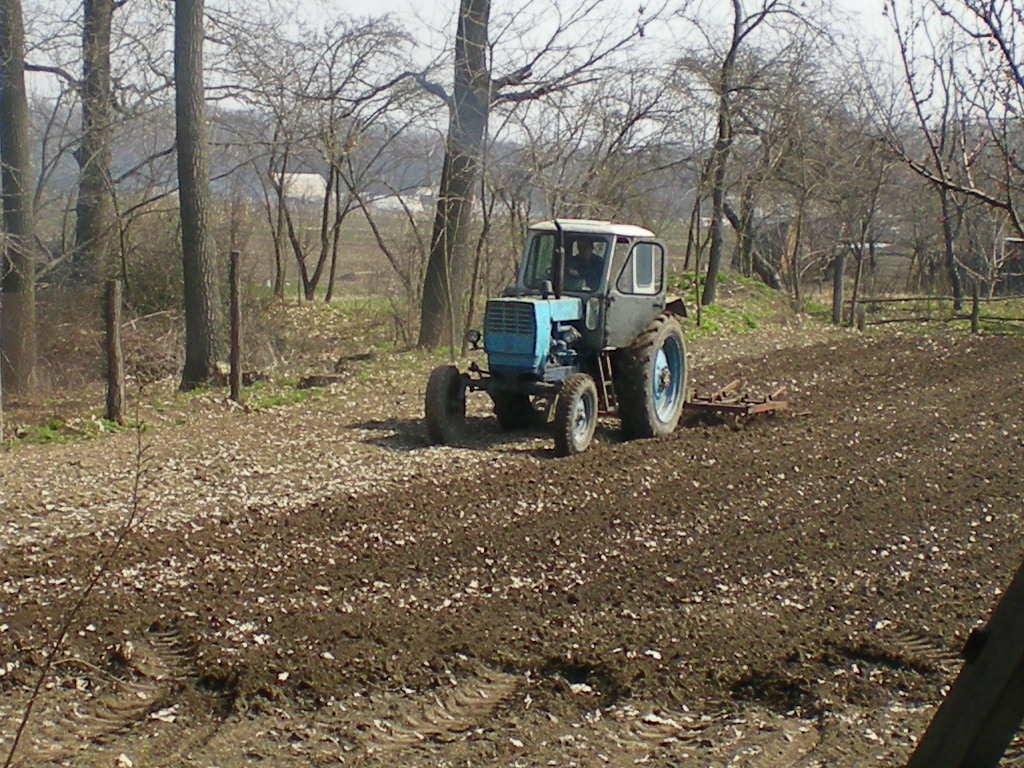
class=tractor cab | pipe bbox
[497,219,671,359]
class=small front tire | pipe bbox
[553,373,599,457]
[425,365,466,444]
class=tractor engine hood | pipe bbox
[483,296,583,376]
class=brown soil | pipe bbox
[0,329,1022,767]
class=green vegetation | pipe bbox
[8,415,135,446]
[802,298,831,319]
[670,269,795,339]
[688,303,762,336]
[245,380,314,410]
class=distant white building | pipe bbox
[368,186,436,215]
[280,172,327,202]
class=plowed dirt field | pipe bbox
[1,331,1022,767]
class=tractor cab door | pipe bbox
[603,238,667,348]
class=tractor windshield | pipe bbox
[523,232,610,293]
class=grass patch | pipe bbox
[686,303,762,337]
[245,381,314,410]
[670,269,797,339]
[803,298,831,319]
[8,415,136,446]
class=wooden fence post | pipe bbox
[971,284,981,334]
[229,250,242,403]
[105,279,125,424]
[831,251,845,326]
[1,289,4,441]
[0,312,4,442]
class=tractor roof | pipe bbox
[529,219,655,238]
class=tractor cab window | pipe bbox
[524,233,555,290]
[616,242,664,295]
[523,232,610,293]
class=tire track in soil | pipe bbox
[151,665,522,767]
[461,699,823,768]
[838,629,962,677]
[354,666,521,758]
[500,704,737,766]
[7,627,193,767]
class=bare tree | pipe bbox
[882,0,1024,303]
[23,0,181,299]
[0,0,36,395]
[885,2,968,307]
[417,0,491,349]
[220,13,415,302]
[683,0,822,305]
[175,0,221,388]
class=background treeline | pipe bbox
[1,0,1023,396]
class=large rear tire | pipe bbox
[491,391,534,431]
[553,373,599,457]
[425,365,466,444]
[616,314,687,440]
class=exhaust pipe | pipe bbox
[552,219,566,299]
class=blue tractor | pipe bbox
[424,219,688,456]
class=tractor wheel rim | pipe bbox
[572,391,593,445]
[652,337,682,422]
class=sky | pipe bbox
[22,0,902,100]
[289,0,898,56]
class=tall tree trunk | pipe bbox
[701,4,743,307]
[0,0,36,395]
[272,199,286,299]
[417,0,490,349]
[269,142,289,299]
[175,0,221,389]
[790,207,804,307]
[324,177,344,304]
[939,189,963,310]
[702,106,730,306]
[304,163,335,300]
[74,0,114,282]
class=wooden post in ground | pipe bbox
[105,279,125,424]
[855,304,866,332]
[971,284,981,334]
[0,289,4,440]
[831,250,845,325]
[229,250,242,403]
[906,559,1024,768]
[0,306,4,441]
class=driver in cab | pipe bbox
[564,238,605,292]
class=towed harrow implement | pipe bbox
[683,379,788,422]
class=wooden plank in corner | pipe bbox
[907,559,1024,768]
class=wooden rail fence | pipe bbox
[847,290,1024,333]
